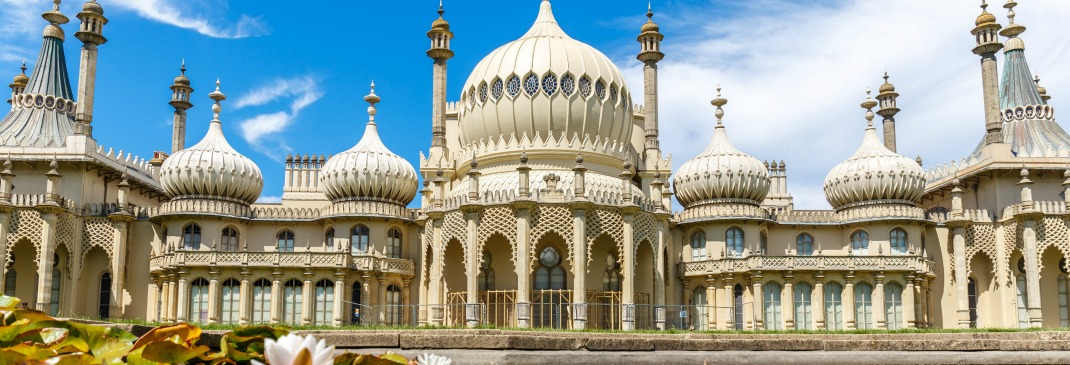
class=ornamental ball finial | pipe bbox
[711,85,727,125]
[576,152,584,164]
[862,88,877,126]
[209,79,225,117]
[365,81,380,119]
[1020,168,1029,178]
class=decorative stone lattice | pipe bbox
[946,228,955,284]
[6,210,43,266]
[440,211,468,271]
[634,212,657,254]
[421,226,433,287]
[1038,217,1070,272]
[80,217,114,267]
[530,205,573,264]
[964,223,997,280]
[585,208,624,270]
[475,206,517,265]
[55,213,78,275]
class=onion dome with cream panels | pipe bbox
[824,90,925,210]
[160,81,263,205]
[458,0,634,156]
[674,87,770,209]
[320,83,419,206]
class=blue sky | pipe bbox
[2,0,1069,208]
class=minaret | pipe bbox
[73,0,107,137]
[637,3,664,156]
[170,61,193,153]
[7,62,27,108]
[972,0,1004,146]
[427,1,454,160]
[876,72,900,152]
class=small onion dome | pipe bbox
[641,6,659,33]
[173,62,190,86]
[1035,75,1050,102]
[975,2,997,26]
[10,62,28,87]
[823,91,925,210]
[320,83,419,205]
[431,3,450,31]
[160,80,263,205]
[673,88,771,208]
[82,0,103,15]
[879,73,895,93]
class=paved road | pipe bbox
[346,349,1070,364]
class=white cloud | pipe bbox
[620,0,1070,209]
[234,76,323,161]
[109,0,268,39]
[0,0,51,62]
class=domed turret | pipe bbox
[458,0,633,153]
[823,90,925,210]
[320,83,419,206]
[674,87,771,208]
[160,80,263,205]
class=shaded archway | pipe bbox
[1039,246,1066,327]
[531,231,571,329]
[8,239,37,305]
[77,247,110,317]
[967,251,995,328]
[480,233,517,327]
[634,239,655,329]
[442,238,466,327]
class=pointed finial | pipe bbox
[209,79,225,121]
[53,0,60,11]
[180,59,186,75]
[1005,0,1017,24]
[647,2,653,20]
[19,60,26,75]
[365,81,381,123]
[711,85,727,126]
[862,88,877,127]
[438,0,444,18]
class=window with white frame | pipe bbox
[351,225,370,254]
[824,282,843,330]
[726,227,744,258]
[183,224,201,250]
[690,231,707,261]
[252,279,272,323]
[221,279,240,324]
[763,282,782,330]
[885,283,903,330]
[221,227,239,252]
[890,228,908,255]
[277,230,295,252]
[282,279,303,325]
[314,280,334,326]
[796,234,814,256]
[855,283,874,329]
[387,228,403,259]
[794,283,813,330]
[188,278,209,323]
[851,231,869,255]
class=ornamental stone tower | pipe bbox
[170,62,193,153]
[972,0,1003,146]
[876,72,900,152]
[74,0,107,137]
[7,63,27,108]
[427,1,454,162]
[637,4,664,156]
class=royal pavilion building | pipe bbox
[1,0,1069,331]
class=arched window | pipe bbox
[534,247,566,290]
[796,234,814,256]
[733,284,744,330]
[855,283,874,329]
[189,278,209,323]
[277,230,295,252]
[690,231,707,261]
[252,279,271,323]
[351,282,363,325]
[325,228,335,252]
[794,283,813,330]
[851,231,869,255]
[759,231,768,256]
[968,277,979,328]
[3,270,15,296]
[1016,258,1028,328]
[314,280,334,326]
[221,279,240,324]
[692,287,708,331]
[98,273,111,319]
[763,282,782,330]
[824,282,843,330]
[602,253,622,292]
[385,285,403,326]
[183,224,201,250]
[890,228,908,255]
[49,268,61,316]
[351,225,369,254]
[282,279,303,325]
[387,228,403,259]
[726,227,744,259]
[478,251,494,291]
[221,227,239,252]
[885,283,903,330]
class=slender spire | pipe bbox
[711,85,727,128]
[209,79,225,123]
[365,81,380,125]
[522,0,569,39]
[861,88,877,128]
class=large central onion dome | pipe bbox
[320,84,418,206]
[161,81,263,205]
[674,89,770,208]
[458,0,633,150]
[824,92,924,210]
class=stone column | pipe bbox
[904,274,916,329]
[952,223,969,328]
[427,214,445,325]
[176,272,189,322]
[464,209,480,328]
[514,201,534,328]
[207,270,220,324]
[621,208,637,331]
[159,278,171,322]
[653,218,667,330]
[1022,217,1042,327]
[721,278,733,330]
[402,278,412,325]
[874,273,886,329]
[333,271,345,326]
[0,208,10,295]
[35,208,60,312]
[239,270,251,325]
[705,276,717,330]
[844,273,855,330]
[913,276,925,328]
[570,203,590,330]
[784,274,795,330]
[362,273,374,325]
[270,271,282,323]
[751,275,763,330]
[814,274,826,330]
[107,211,133,318]
[302,272,313,325]
[378,276,388,324]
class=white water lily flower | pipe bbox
[416,353,452,365]
[252,334,335,365]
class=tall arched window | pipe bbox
[759,231,768,256]
[351,282,363,325]
[221,279,240,324]
[1016,258,1029,328]
[387,228,403,259]
[603,253,622,292]
[277,230,295,252]
[794,283,813,330]
[325,228,335,251]
[189,278,209,323]
[534,247,566,290]
[796,234,814,256]
[824,282,843,330]
[3,270,15,296]
[221,227,239,252]
[726,227,744,259]
[478,252,495,291]
[885,283,903,330]
[98,273,111,319]
[282,279,303,325]
[968,277,979,328]
[733,284,744,330]
[314,280,334,326]
[855,283,874,329]
[385,285,403,326]
[692,287,708,331]
[851,231,869,255]
[890,228,908,255]
[351,225,370,254]
[690,231,707,261]
[252,279,271,323]
[49,268,61,316]
[183,224,201,250]
[763,282,782,330]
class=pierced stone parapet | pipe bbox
[149,250,415,276]
[679,255,933,277]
